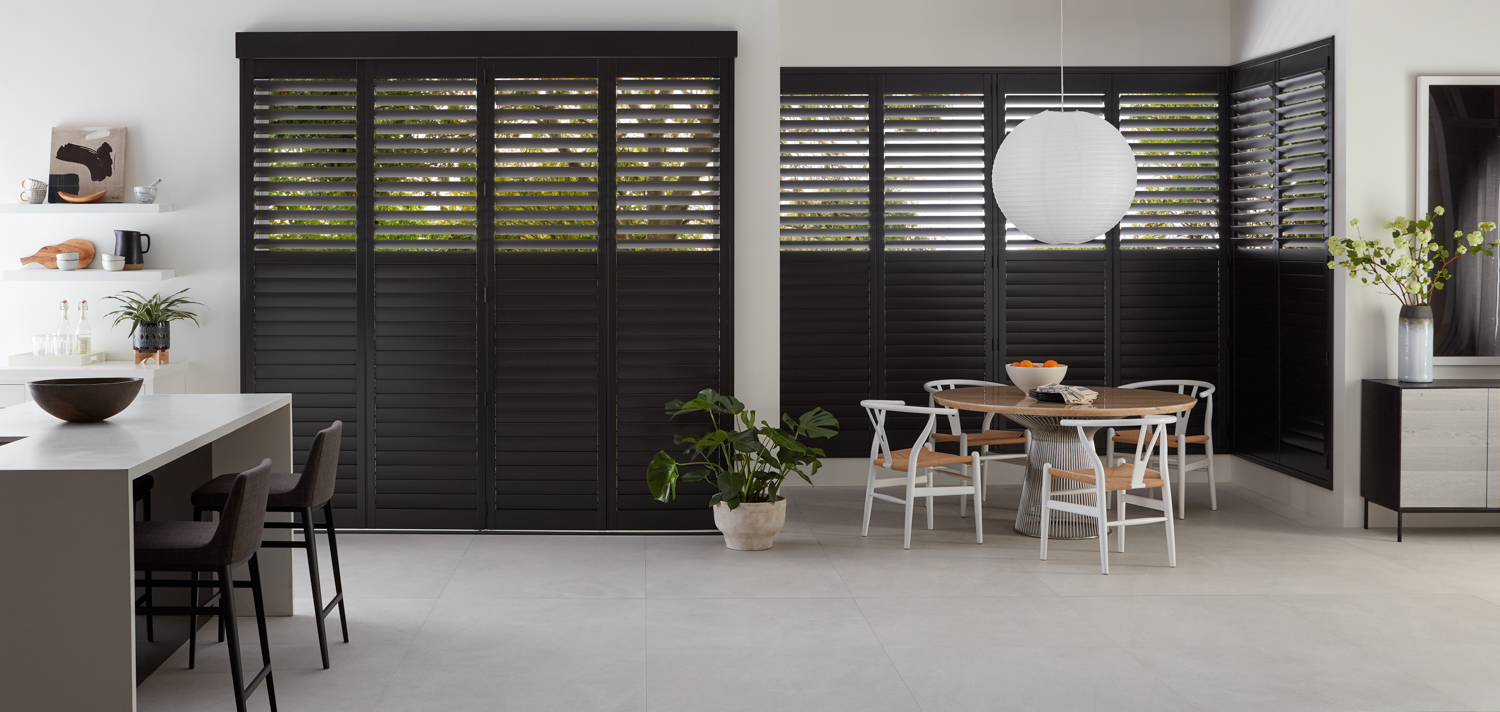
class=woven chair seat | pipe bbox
[931,429,1026,446]
[1111,429,1210,447]
[873,448,973,471]
[1048,463,1165,491]
[193,471,305,510]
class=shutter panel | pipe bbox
[884,91,986,249]
[249,253,364,523]
[1230,41,1334,486]
[1278,245,1331,483]
[1115,80,1223,441]
[613,65,724,529]
[491,66,604,529]
[1275,70,1330,240]
[1002,86,1108,385]
[252,77,358,250]
[882,83,987,441]
[780,93,872,247]
[249,69,366,526]
[781,251,872,458]
[371,70,482,528]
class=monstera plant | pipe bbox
[647,389,837,550]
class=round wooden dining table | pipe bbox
[932,386,1197,539]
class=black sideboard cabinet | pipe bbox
[1362,379,1500,540]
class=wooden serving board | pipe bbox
[20,239,97,269]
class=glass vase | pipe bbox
[1398,304,1433,383]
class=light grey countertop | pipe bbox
[0,394,290,477]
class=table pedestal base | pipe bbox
[1008,415,1104,539]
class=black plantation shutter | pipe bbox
[370,65,483,528]
[1114,74,1226,439]
[491,62,604,529]
[882,76,989,441]
[612,60,727,529]
[1002,76,1110,386]
[1230,41,1334,487]
[244,34,736,531]
[248,64,366,526]
[779,80,873,457]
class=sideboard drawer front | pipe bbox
[1401,389,1489,508]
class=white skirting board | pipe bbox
[786,454,1238,488]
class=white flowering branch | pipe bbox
[1326,206,1498,307]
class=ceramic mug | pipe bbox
[101,254,125,272]
[55,253,79,271]
[20,178,45,190]
[19,189,45,204]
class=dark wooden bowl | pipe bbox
[27,377,144,422]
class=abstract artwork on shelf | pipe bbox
[48,127,127,203]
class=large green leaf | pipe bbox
[646,451,680,503]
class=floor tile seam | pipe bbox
[849,596,929,712]
[427,535,481,601]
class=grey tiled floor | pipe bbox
[137,484,1500,711]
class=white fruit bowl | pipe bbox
[1006,364,1068,392]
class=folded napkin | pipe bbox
[1035,384,1098,405]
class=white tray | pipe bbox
[8,352,107,366]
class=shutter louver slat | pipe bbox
[884,93,985,249]
[1230,73,1277,241]
[373,252,482,528]
[1276,70,1330,242]
[780,92,876,247]
[250,254,364,523]
[615,76,721,246]
[374,77,479,251]
[253,78,358,250]
[1120,91,1221,248]
[494,76,599,250]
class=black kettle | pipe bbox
[113,230,151,270]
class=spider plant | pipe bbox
[103,289,203,335]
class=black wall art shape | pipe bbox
[48,127,127,202]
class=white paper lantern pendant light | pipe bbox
[991,0,1137,245]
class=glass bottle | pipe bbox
[74,300,92,355]
[54,300,72,356]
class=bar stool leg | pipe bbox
[323,502,349,643]
[248,554,278,712]
[220,566,248,712]
[302,507,331,669]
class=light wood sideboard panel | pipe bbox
[1400,389,1489,508]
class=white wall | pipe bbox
[0,0,781,416]
[1231,0,1500,527]
[783,0,1231,67]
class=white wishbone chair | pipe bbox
[1041,416,1177,575]
[1105,380,1216,519]
[860,400,984,549]
[923,379,1029,515]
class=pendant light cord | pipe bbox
[1059,0,1066,111]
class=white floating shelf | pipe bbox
[1,268,175,282]
[0,202,173,214]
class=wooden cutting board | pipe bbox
[20,239,97,269]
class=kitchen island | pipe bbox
[0,393,292,711]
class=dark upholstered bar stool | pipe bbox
[133,474,155,642]
[192,421,348,669]
[135,461,277,712]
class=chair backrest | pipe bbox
[1061,416,1175,489]
[1119,380,1214,437]
[289,420,343,508]
[862,399,956,473]
[923,379,1003,432]
[207,459,273,567]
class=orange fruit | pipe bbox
[1018,360,1033,368]
[1043,360,1059,368]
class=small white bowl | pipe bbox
[55,253,80,271]
[1006,363,1068,392]
[133,186,158,204]
[101,255,125,272]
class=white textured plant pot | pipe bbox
[712,498,787,551]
